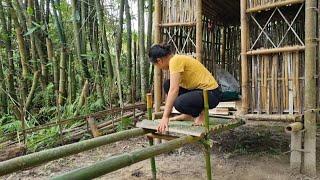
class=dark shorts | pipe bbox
[163,79,222,117]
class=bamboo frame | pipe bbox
[52,136,201,180]
[196,0,202,62]
[159,22,196,27]
[241,114,302,122]
[0,128,150,176]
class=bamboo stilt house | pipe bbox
[153,0,318,176]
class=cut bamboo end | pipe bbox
[146,93,153,109]
[285,122,303,133]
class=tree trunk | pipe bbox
[114,0,125,107]
[125,0,132,103]
[138,0,146,101]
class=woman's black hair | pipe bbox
[148,43,172,64]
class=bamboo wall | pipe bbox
[246,3,309,114]
[160,0,241,75]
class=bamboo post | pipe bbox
[203,90,212,180]
[196,0,202,63]
[0,128,149,176]
[153,0,162,145]
[52,136,201,180]
[154,0,161,112]
[303,0,317,176]
[147,93,156,180]
[240,0,249,114]
[87,117,101,138]
[285,122,303,171]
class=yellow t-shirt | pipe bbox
[169,54,219,90]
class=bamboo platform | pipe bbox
[136,118,245,137]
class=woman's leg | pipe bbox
[173,89,222,125]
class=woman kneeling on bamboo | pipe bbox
[149,43,222,133]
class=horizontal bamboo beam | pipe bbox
[159,22,196,27]
[0,128,149,176]
[52,135,201,180]
[246,0,305,13]
[285,122,304,132]
[241,114,302,122]
[247,46,305,55]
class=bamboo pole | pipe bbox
[240,0,249,114]
[154,0,162,113]
[52,135,201,180]
[203,90,212,180]
[147,93,156,180]
[246,46,305,55]
[303,0,317,175]
[196,0,202,63]
[246,0,305,13]
[0,128,149,176]
[290,131,302,171]
[159,22,196,27]
[241,114,302,122]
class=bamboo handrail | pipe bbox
[246,0,305,13]
[247,46,305,55]
[159,22,196,27]
[241,114,302,122]
[0,128,150,176]
[52,135,201,180]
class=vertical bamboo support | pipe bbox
[196,0,202,62]
[203,90,212,180]
[154,0,162,113]
[147,93,156,180]
[303,0,317,176]
[290,131,302,171]
[221,27,226,69]
[240,0,249,114]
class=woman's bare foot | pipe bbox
[193,111,204,125]
[170,114,193,121]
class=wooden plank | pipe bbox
[136,118,245,137]
[209,108,229,116]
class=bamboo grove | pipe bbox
[0,0,153,150]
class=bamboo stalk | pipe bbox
[52,135,201,180]
[0,128,149,176]
[196,0,202,62]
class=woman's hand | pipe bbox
[157,116,169,133]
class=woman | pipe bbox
[149,43,222,133]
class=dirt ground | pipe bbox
[3,124,320,180]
